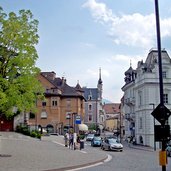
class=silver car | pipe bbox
[86,134,94,141]
[101,138,123,151]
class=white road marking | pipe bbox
[66,154,112,171]
[52,141,87,153]
[52,140,64,146]
[66,162,103,171]
[104,154,112,162]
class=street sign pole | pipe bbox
[154,1,167,170]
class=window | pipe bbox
[29,112,35,119]
[138,91,142,106]
[52,100,57,106]
[162,71,167,78]
[52,97,58,107]
[163,94,168,104]
[66,99,71,109]
[41,111,47,119]
[42,101,46,107]
[88,95,92,100]
[139,117,142,129]
[88,115,92,122]
[88,104,92,111]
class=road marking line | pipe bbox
[52,141,64,146]
[66,162,103,171]
[78,150,87,153]
[52,141,87,153]
[66,154,112,171]
[104,154,112,162]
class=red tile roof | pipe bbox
[103,103,121,114]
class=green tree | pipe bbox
[0,7,44,117]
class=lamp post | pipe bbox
[149,103,156,151]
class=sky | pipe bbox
[1,0,171,103]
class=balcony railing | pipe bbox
[125,113,135,121]
[124,97,135,106]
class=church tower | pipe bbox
[97,68,103,100]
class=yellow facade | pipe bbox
[105,118,118,132]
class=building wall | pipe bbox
[122,49,171,148]
[28,73,85,134]
[105,119,118,132]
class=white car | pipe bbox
[86,134,94,141]
[101,138,123,151]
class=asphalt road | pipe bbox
[80,143,171,171]
[1,132,171,171]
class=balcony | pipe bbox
[125,113,135,121]
[124,97,135,106]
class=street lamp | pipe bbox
[149,103,156,151]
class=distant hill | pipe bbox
[102,99,112,104]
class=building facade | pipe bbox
[26,71,85,134]
[83,69,104,132]
[103,103,121,132]
[122,49,171,147]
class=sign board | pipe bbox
[75,115,81,124]
[151,104,171,125]
[154,125,170,142]
[66,112,71,119]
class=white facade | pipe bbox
[122,49,171,148]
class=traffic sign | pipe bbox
[154,125,170,142]
[75,115,81,124]
[151,104,171,125]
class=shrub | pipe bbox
[30,131,37,137]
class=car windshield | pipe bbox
[87,134,94,137]
[108,139,119,144]
[94,137,101,141]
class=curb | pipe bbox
[44,155,108,171]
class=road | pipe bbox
[79,141,171,171]
[1,132,171,171]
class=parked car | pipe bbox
[91,136,102,147]
[86,134,94,141]
[101,138,123,151]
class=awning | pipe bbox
[78,124,88,131]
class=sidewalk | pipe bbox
[0,132,108,171]
[122,140,154,152]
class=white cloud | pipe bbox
[83,0,171,49]
[111,54,143,68]
[82,0,113,24]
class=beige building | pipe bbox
[103,103,121,132]
[105,117,118,132]
[28,71,85,134]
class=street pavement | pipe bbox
[0,132,108,171]
[0,132,161,171]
